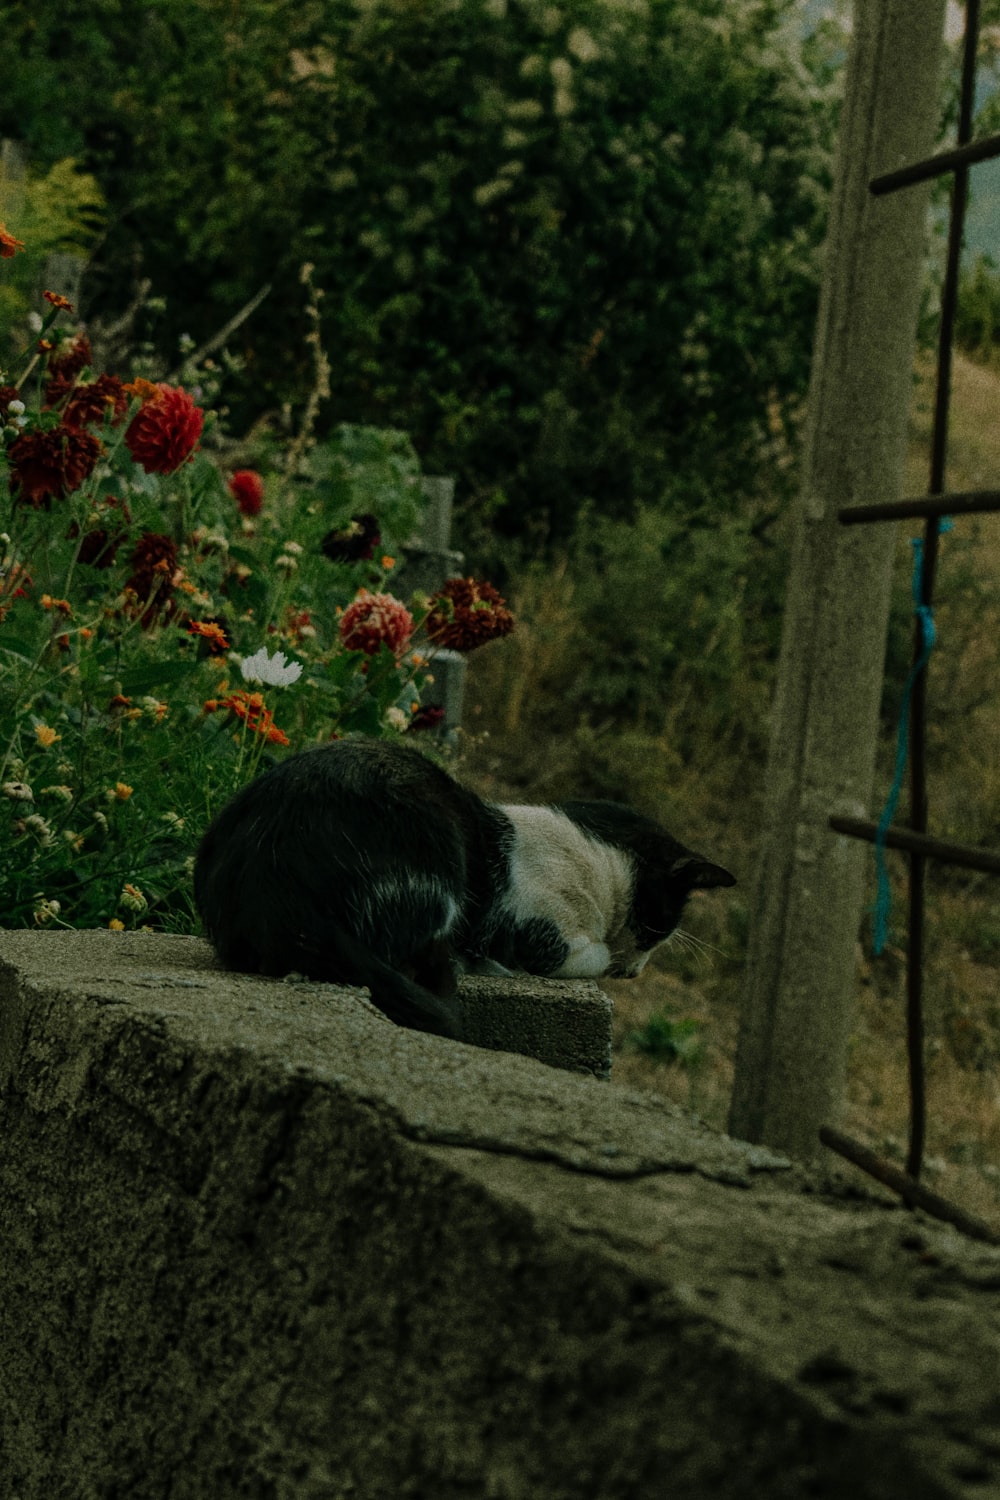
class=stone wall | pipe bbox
[1,929,998,1498]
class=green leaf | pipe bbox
[117,659,200,696]
[0,638,37,663]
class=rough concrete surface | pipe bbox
[1,931,999,1500]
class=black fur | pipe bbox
[194,738,735,1038]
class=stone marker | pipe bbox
[395,475,467,739]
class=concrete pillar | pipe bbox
[728,0,948,1160]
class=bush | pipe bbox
[0,0,837,550]
[485,483,787,783]
[0,154,104,340]
[955,254,1000,364]
[0,277,512,932]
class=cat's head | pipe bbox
[556,799,736,978]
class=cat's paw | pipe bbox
[466,957,516,977]
[555,936,612,979]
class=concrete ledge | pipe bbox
[1,930,999,1498]
[457,971,612,1077]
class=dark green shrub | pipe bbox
[1,0,836,550]
[955,254,1000,363]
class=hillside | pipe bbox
[459,350,1000,1230]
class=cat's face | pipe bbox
[553,800,736,979]
[606,851,735,977]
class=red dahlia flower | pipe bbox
[228,470,265,516]
[8,424,103,508]
[339,590,413,657]
[46,334,92,385]
[58,373,129,430]
[124,382,204,475]
[425,577,514,652]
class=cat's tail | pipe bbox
[288,923,464,1040]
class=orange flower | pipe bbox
[202,688,289,745]
[34,725,61,748]
[123,376,159,403]
[41,595,72,615]
[0,225,25,258]
[43,290,74,312]
[187,619,230,654]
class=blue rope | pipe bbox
[872,520,952,955]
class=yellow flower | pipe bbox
[34,725,61,748]
[108,918,125,931]
[106,782,133,801]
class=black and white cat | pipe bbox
[194,737,735,1038]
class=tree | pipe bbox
[1,0,837,548]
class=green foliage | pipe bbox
[0,0,836,550]
[954,254,1000,364]
[622,1009,702,1065]
[0,156,104,351]
[0,305,489,933]
[572,494,784,753]
[497,483,787,775]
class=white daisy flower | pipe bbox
[240,647,303,688]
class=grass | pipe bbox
[457,348,1000,1231]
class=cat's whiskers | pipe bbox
[667,927,733,964]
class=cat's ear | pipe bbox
[669,855,736,890]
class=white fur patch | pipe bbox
[557,936,613,978]
[498,805,634,975]
[364,874,459,939]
